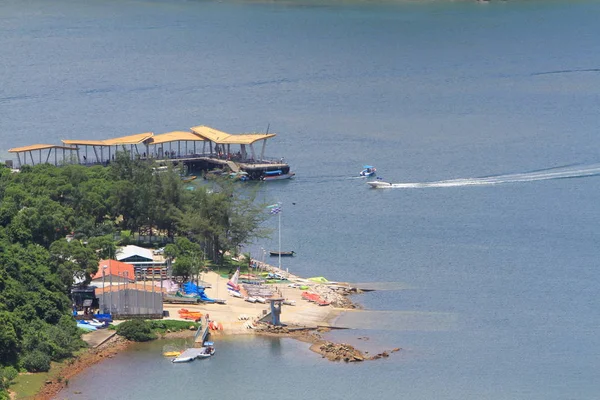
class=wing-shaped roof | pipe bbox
[8,144,79,153]
[62,132,153,146]
[220,133,276,145]
[191,125,276,144]
[149,131,206,145]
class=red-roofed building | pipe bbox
[91,259,135,285]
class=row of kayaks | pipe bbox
[301,291,331,306]
[76,319,108,331]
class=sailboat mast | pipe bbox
[278,206,282,271]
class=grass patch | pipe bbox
[10,360,68,399]
[148,319,200,334]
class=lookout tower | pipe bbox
[268,298,285,326]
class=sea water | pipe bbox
[2,0,600,399]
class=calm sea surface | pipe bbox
[2,0,600,399]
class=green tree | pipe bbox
[49,238,99,289]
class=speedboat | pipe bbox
[360,165,376,177]
[367,180,393,188]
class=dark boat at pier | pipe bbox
[269,251,295,257]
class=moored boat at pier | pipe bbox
[269,250,295,257]
[262,170,295,181]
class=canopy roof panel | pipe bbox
[62,139,106,146]
[191,125,276,145]
[103,132,153,145]
[190,126,232,143]
[62,132,154,146]
[220,133,276,145]
[149,131,206,145]
[9,144,79,153]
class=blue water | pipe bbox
[3,0,600,399]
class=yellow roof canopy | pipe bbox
[62,132,154,146]
[191,125,275,145]
[9,144,79,153]
[149,131,206,145]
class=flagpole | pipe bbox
[278,205,281,271]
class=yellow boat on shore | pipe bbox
[163,351,181,357]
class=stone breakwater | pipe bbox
[257,325,401,362]
[309,284,361,309]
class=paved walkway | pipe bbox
[82,329,116,348]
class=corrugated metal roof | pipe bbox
[116,245,154,261]
[92,259,135,281]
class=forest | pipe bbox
[0,154,267,397]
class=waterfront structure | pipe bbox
[6,125,291,180]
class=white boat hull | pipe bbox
[263,172,295,181]
[368,181,393,188]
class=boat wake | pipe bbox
[372,163,600,189]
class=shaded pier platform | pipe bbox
[7,125,292,180]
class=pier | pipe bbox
[7,125,291,180]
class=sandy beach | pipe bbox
[163,270,346,335]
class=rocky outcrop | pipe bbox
[317,341,366,362]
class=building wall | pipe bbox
[98,289,163,317]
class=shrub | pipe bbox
[116,320,156,342]
[21,350,51,372]
[148,319,199,333]
[0,366,18,391]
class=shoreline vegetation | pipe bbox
[0,158,398,400]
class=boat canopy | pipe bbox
[363,165,374,169]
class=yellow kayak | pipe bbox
[163,351,181,357]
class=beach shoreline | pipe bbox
[30,267,388,399]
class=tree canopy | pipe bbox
[0,154,270,395]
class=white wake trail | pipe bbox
[379,164,600,189]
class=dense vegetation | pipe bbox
[0,154,268,398]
